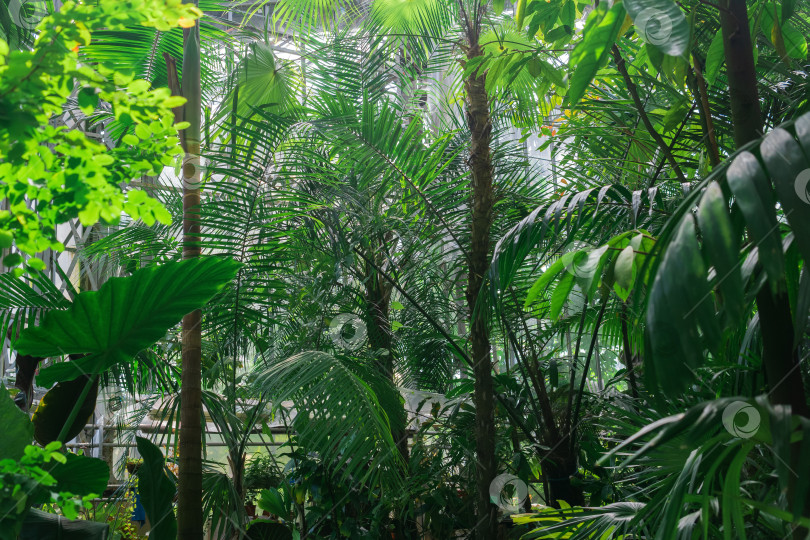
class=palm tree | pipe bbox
[177,3,204,537]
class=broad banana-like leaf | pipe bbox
[48,453,110,496]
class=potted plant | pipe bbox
[125,458,143,475]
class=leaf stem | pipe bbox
[56,374,97,444]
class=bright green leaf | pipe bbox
[568,2,627,107]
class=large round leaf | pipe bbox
[48,453,110,496]
[15,257,241,387]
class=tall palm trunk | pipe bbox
[463,34,498,539]
[178,14,203,540]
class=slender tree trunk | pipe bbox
[463,39,498,539]
[178,15,204,540]
[719,0,808,418]
[719,2,809,532]
[690,56,721,167]
[719,0,763,146]
[364,252,409,460]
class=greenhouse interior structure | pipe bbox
[2,0,810,538]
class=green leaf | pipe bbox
[722,445,751,540]
[527,56,542,77]
[624,0,690,57]
[761,3,807,60]
[696,182,743,325]
[661,98,689,132]
[550,271,576,320]
[568,1,627,107]
[48,453,109,496]
[3,253,22,267]
[257,488,288,517]
[134,123,151,139]
[646,215,711,394]
[19,258,241,387]
[780,22,807,59]
[493,0,505,15]
[726,152,784,289]
[77,87,98,114]
[122,133,139,146]
[761,127,810,265]
[0,383,33,460]
[525,259,565,307]
[704,30,725,85]
[31,375,98,445]
[0,230,12,249]
[136,437,177,540]
[614,245,635,297]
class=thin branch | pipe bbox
[611,45,687,183]
[571,295,609,436]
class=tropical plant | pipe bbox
[3,0,810,538]
[0,0,201,269]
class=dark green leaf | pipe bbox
[697,182,743,325]
[48,453,109,496]
[726,152,784,289]
[0,383,33,460]
[550,271,576,320]
[704,30,724,85]
[31,375,98,445]
[136,436,177,540]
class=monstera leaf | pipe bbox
[15,257,241,387]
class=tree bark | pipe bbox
[719,0,763,147]
[719,1,809,532]
[719,0,808,417]
[178,15,204,540]
[363,247,409,460]
[463,40,498,539]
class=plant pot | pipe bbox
[245,503,256,517]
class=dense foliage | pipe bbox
[1,0,809,538]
